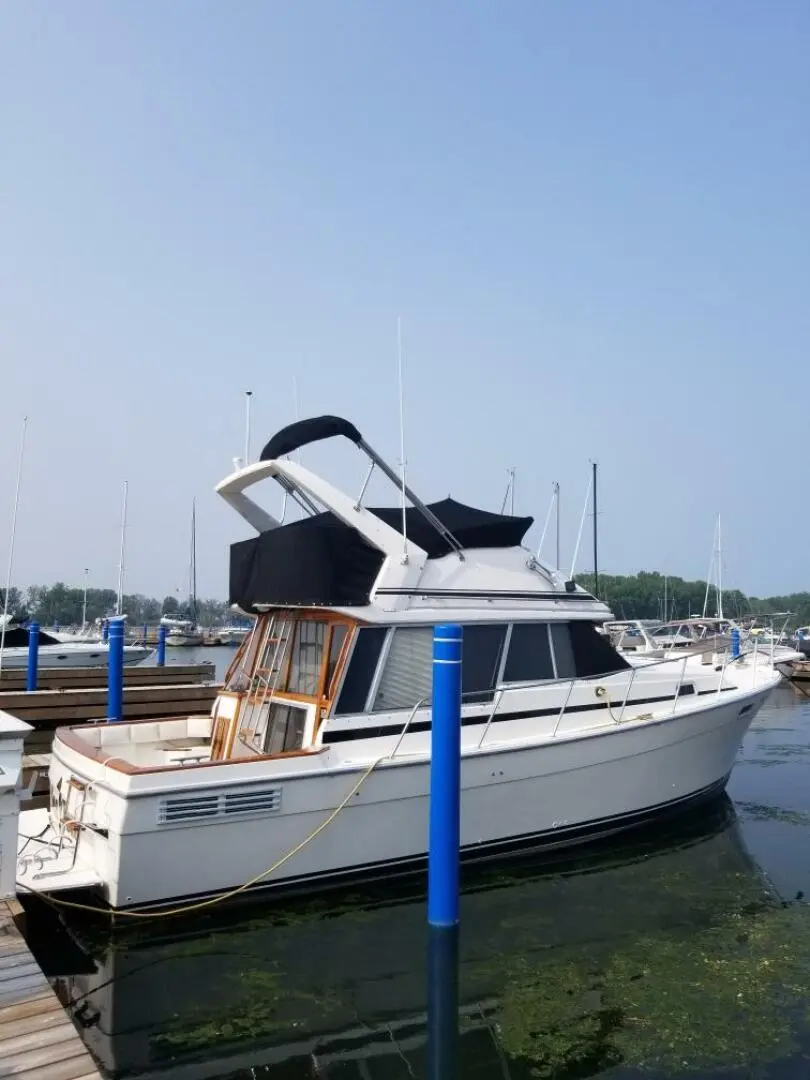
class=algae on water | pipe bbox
[487,902,810,1076]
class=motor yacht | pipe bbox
[16,416,782,910]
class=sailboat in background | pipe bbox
[161,501,204,647]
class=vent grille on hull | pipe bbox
[159,788,282,825]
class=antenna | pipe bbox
[397,316,408,563]
[554,481,560,571]
[534,483,557,562]
[116,480,128,617]
[292,378,302,463]
[244,390,253,466]
[0,416,28,677]
[500,468,516,516]
[569,469,593,580]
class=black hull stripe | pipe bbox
[110,774,731,913]
[323,684,736,744]
[375,588,597,602]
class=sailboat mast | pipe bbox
[0,416,28,677]
[592,461,598,599]
[716,514,723,619]
[702,516,716,619]
[116,481,128,617]
[190,499,197,623]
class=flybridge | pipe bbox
[217,415,538,612]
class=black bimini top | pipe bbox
[230,498,534,611]
[1,627,62,648]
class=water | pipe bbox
[25,683,810,1079]
[141,645,236,681]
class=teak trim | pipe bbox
[56,723,325,776]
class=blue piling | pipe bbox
[142,622,148,642]
[428,623,463,929]
[101,619,109,643]
[26,622,39,693]
[427,924,460,1080]
[157,624,167,667]
[108,621,124,722]
[731,627,741,659]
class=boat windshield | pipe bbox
[225,611,351,703]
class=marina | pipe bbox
[12,681,810,1080]
[10,417,787,911]
[2,4,808,1077]
[0,899,101,1080]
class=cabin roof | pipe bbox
[230,498,534,612]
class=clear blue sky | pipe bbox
[1,2,807,603]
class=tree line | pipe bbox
[0,584,231,629]
[4,572,810,630]
[577,571,810,626]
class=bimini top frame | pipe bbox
[262,416,466,558]
[216,415,539,613]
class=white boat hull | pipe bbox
[18,675,774,909]
[165,632,204,648]
[0,643,151,669]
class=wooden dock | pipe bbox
[0,900,101,1080]
[0,667,220,809]
[0,661,216,692]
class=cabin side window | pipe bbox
[333,627,387,715]
[568,621,631,677]
[372,627,433,712]
[286,620,328,696]
[462,624,508,703]
[502,623,554,683]
[550,623,576,679]
[326,624,349,697]
[368,623,509,712]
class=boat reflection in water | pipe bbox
[46,798,810,1080]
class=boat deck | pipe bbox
[0,899,101,1079]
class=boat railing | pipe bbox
[387,642,760,758]
[389,698,427,759]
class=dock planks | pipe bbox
[1,675,220,810]
[0,662,216,692]
[0,900,101,1079]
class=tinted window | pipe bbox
[462,624,508,703]
[503,623,554,683]
[326,624,349,696]
[286,620,327,696]
[550,623,576,679]
[334,627,387,715]
[569,621,630,678]
[373,627,433,712]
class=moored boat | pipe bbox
[0,619,151,669]
[16,416,782,910]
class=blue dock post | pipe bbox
[142,622,148,642]
[108,621,124,722]
[428,623,463,928]
[427,920,460,1080]
[101,619,109,643]
[731,627,741,659]
[26,622,39,692]
[157,624,167,667]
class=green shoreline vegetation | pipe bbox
[3,570,810,630]
[0,584,229,628]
